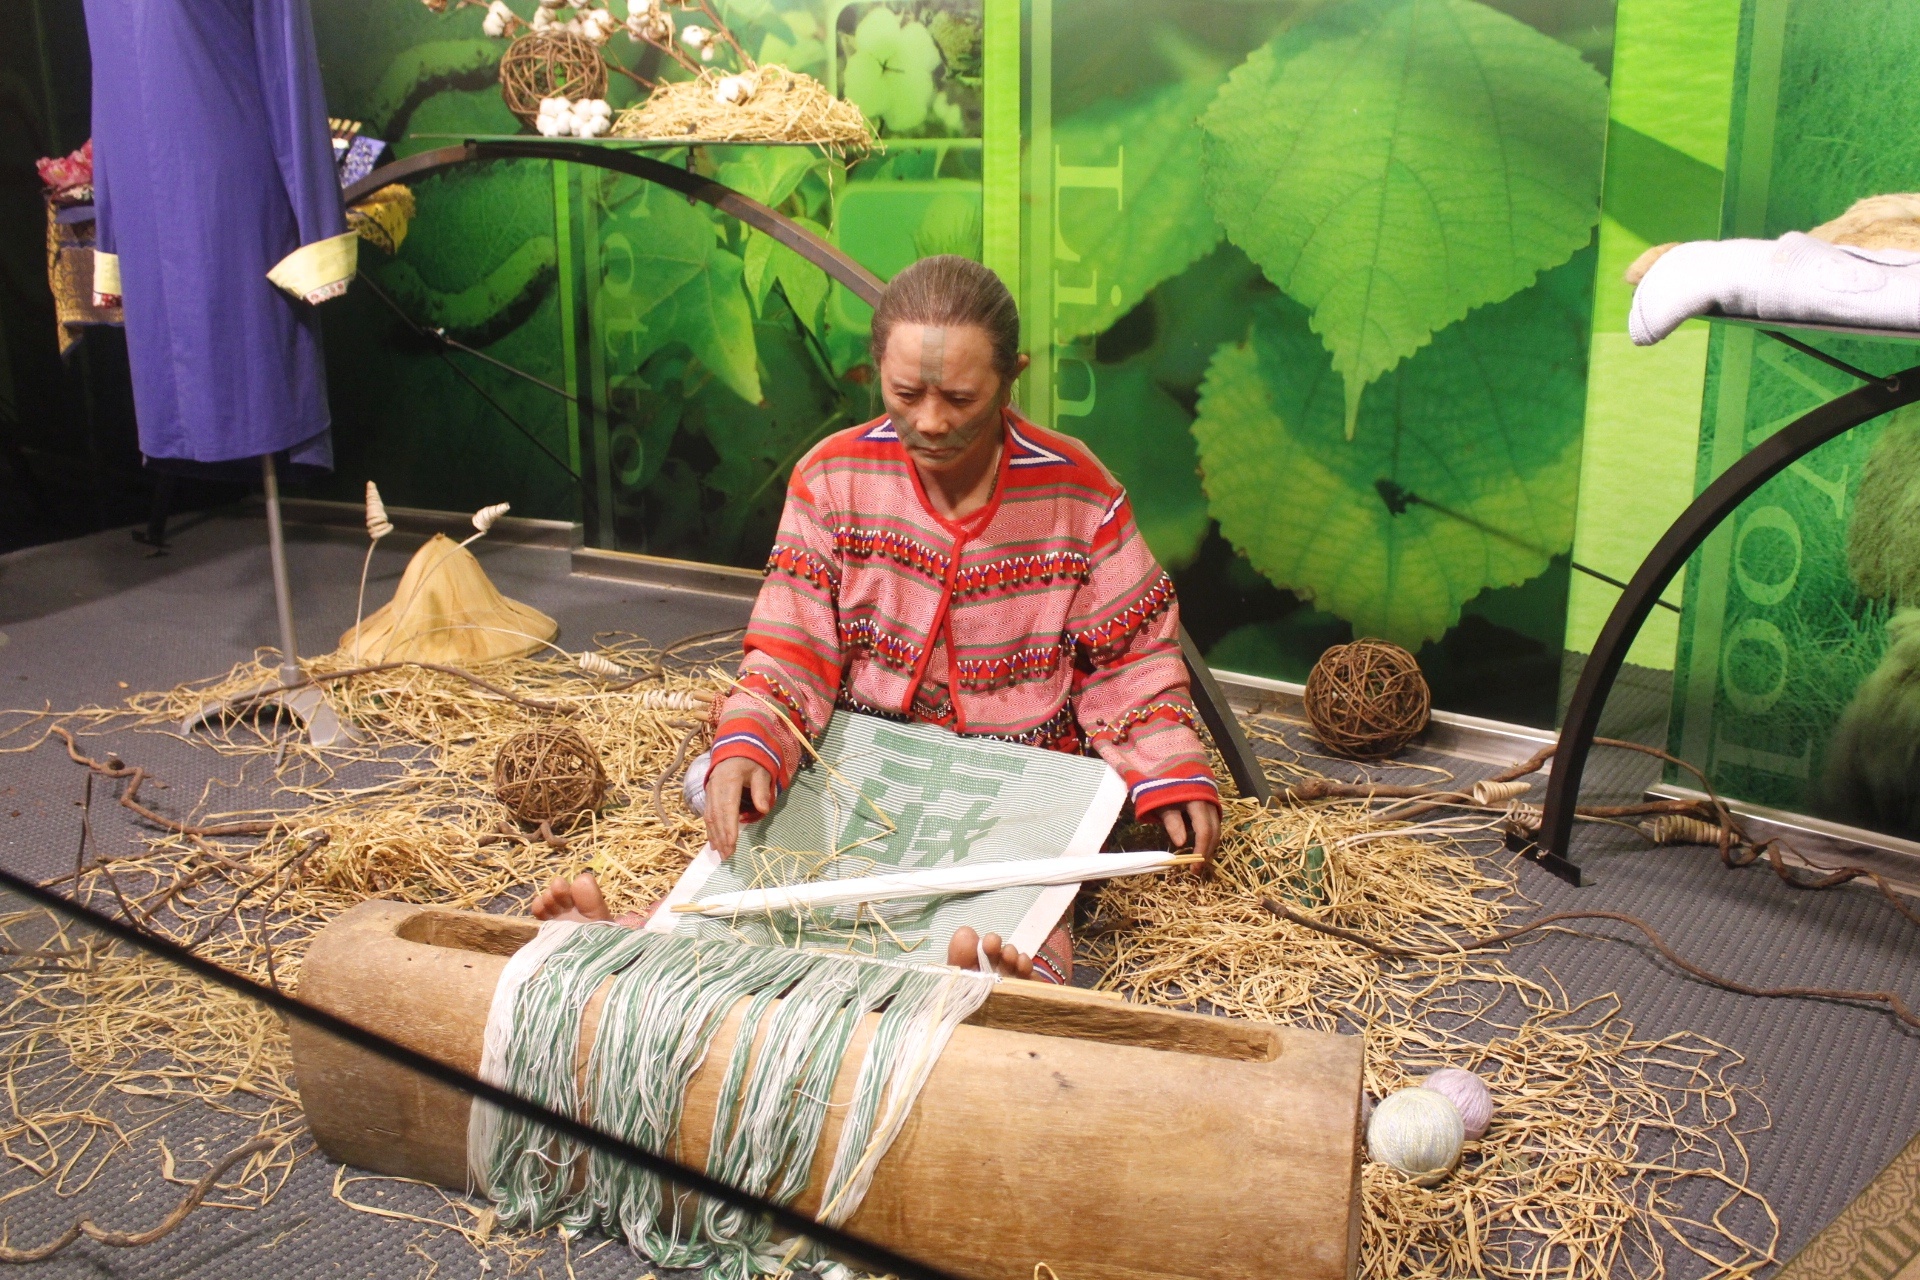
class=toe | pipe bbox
[947,926,981,969]
[571,873,611,921]
[1000,941,1031,979]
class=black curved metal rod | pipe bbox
[1534,362,1920,883]
[344,139,885,306]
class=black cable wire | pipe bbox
[1758,328,1888,387]
[1374,479,1683,614]
[0,861,961,1280]
[355,275,582,483]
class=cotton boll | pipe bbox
[699,43,715,61]
[578,8,616,42]
[714,74,753,105]
[536,97,572,135]
[682,750,712,817]
[1367,1087,1464,1183]
[1421,1068,1493,1141]
[679,23,711,50]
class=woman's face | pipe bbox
[878,323,1027,476]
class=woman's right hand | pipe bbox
[705,755,775,858]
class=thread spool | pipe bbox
[1366,1087,1464,1184]
[1471,779,1531,807]
[491,725,608,828]
[1302,640,1431,759]
[1639,815,1736,847]
[1421,1068,1493,1140]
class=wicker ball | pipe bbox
[498,32,608,126]
[1303,639,1431,759]
[492,725,608,827]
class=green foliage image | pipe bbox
[1055,0,1606,649]
[1201,0,1606,436]
[311,0,1609,685]
[842,7,943,132]
[1193,257,1588,645]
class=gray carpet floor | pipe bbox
[0,511,1915,1278]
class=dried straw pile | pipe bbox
[1087,731,1777,1280]
[611,65,874,155]
[0,637,1777,1279]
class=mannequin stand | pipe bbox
[181,453,354,748]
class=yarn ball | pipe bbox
[682,749,713,817]
[492,725,608,827]
[1367,1087,1464,1183]
[1303,639,1432,759]
[1422,1068,1493,1140]
[498,31,608,126]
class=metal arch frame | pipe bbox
[344,138,1272,804]
[1530,342,1920,885]
[346,139,887,304]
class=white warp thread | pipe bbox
[674,849,1181,918]
[815,967,992,1227]
[467,919,584,1194]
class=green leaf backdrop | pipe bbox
[310,0,1612,723]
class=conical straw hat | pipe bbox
[338,534,558,664]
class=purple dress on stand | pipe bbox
[83,0,353,477]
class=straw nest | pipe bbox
[611,65,875,156]
[0,635,1777,1279]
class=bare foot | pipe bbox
[528,872,643,926]
[946,925,1034,979]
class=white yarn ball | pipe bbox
[1422,1067,1493,1140]
[1367,1087,1464,1181]
[682,750,712,817]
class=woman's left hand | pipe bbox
[1154,801,1221,876]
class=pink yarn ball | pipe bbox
[1422,1068,1493,1140]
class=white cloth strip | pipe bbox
[1629,231,1920,346]
[674,850,1183,918]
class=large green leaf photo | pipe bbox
[1192,253,1591,646]
[1201,0,1606,433]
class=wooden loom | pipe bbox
[289,902,1367,1280]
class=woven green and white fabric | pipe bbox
[651,711,1127,958]
[469,924,994,1278]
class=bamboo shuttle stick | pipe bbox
[672,851,1200,917]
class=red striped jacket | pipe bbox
[710,409,1219,818]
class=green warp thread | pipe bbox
[471,926,994,1278]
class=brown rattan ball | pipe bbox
[498,32,608,125]
[492,725,608,827]
[1303,639,1432,759]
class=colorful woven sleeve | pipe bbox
[711,464,844,791]
[1068,491,1220,818]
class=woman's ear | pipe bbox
[1014,352,1032,376]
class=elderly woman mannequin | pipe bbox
[533,256,1221,981]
